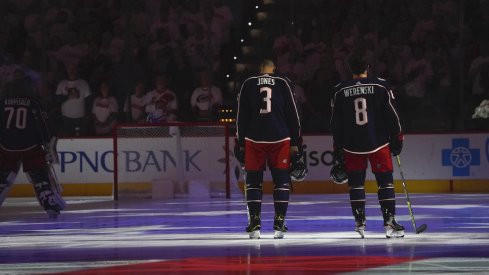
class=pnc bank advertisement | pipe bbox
[14,133,489,192]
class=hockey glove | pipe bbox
[290,151,307,181]
[331,146,347,184]
[234,139,245,165]
[330,162,348,184]
[389,133,404,156]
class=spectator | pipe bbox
[190,71,223,121]
[403,45,434,101]
[468,42,489,108]
[144,74,178,123]
[273,25,303,75]
[302,29,326,82]
[123,81,147,123]
[91,81,119,135]
[55,63,92,136]
[56,32,88,68]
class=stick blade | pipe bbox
[416,224,428,234]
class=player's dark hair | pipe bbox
[348,52,369,75]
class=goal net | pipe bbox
[113,122,231,200]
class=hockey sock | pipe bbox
[245,171,263,218]
[348,171,366,221]
[375,172,396,221]
[271,169,291,218]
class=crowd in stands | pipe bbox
[0,0,231,136]
[0,0,488,136]
[268,0,489,131]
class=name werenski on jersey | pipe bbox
[5,98,31,106]
[257,77,275,85]
[343,86,374,97]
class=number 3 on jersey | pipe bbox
[259,87,272,114]
[354,97,368,125]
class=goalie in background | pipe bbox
[236,59,303,239]
[0,78,66,218]
[330,52,404,238]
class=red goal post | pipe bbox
[112,121,231,200]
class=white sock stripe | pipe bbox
[379,198,396,201]
[350,199,366,202]
[350,187,365,190]
[274,201,289,203]
[274,188,290,191]
[246,200,262,203]
[246,188,261,190]
[379,187,394,189]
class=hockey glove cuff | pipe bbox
[333,145,345,166]
[389,133,404,156]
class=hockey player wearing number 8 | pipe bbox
[236,59,304,239]
[330,52,405,238]
[0,79,66,218]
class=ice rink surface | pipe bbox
[1,193,489,274]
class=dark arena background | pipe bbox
[1,0,489,274]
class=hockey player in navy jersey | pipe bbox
[235,59,303,239]
[0,79,65,218]
[330,52,405,238]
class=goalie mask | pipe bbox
[330,162,348,184]
[290,153,307,181]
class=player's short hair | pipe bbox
[260,59,275,73]
[348,52,369,75]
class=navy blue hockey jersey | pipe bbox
[330,77,402,153]
[236,73,301,145]
[0,96,52,151]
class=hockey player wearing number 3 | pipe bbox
[0,79,66,218]
[235,59,305,239]
[330,52,404,238]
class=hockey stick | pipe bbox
[396,155,427,234]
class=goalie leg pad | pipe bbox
[245,170,263,217]
[0,171,18,207]
[375,172,396,219]
[271,168,290,217]
[26,169,66,213]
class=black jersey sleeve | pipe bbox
[236,78,251,145]
[330,85,344,149]
[282,78,302,146]
[381,86,403,138]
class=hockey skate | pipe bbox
[273,215,288,239]
[355,220,366,239]
[41,196,63,219]
[384,216,405,238]
[46,208,60,218]
[246,215,261,239]
[353,208,366,238]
